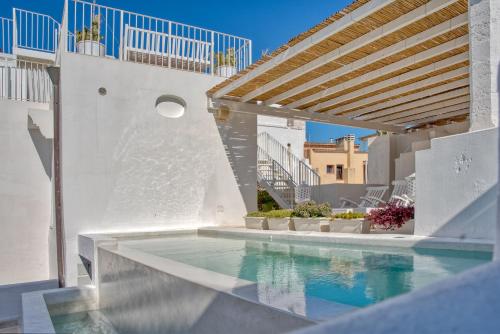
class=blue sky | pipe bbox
[1,0,375,144]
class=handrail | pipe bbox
[0,17,13,54]
[68,0,252,77]
[257,146,295,208]
[13,8,61,54]
[258,132,321,187]
[0,57,52,103]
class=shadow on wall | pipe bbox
[215,112,258,212]
[416,184,498,241]
[27,116,53,178]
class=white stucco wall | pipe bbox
[367,135,395,185]
[469,0,500,130]
[257,115,305,159]
[60,53,257,286]
[0,100,53,285]
[415,128,498,240]
[368,123,469,184]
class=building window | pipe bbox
[336,165,344,180]
[326,165,334,174]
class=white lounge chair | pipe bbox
[334,186,389,213]
[381,180,414,207]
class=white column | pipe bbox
[469,0,500,131]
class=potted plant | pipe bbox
[214,48,237,77]
[291,201,331,232]
[244,212,268,230]
[76,15,105,56]
[366,203,415,234]
[330,212,370,234]
[265,210,293,230]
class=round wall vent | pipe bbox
[155,95,186,118]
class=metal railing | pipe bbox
[13,8,60,54]
[0,17,13,54]
[67,0,252,77]
[258,132,321,188]
[0,58,52,103]
[257,146,295,209]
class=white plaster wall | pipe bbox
[60,53,256,286]
[257,115,305,159]
[0,100,53,285]
[368,123,469,184]
[469,0,500,130]
[415,128,498,240]
[366,135,394,185]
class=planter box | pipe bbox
[330,219,370,234]
[292,218,331,232]
[371,219,415,235]
[268,218,291,231]
[77,40,105,57]
[244,217,268,230]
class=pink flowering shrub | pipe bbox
[366,203,414,230]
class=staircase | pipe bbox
[257,132,320,209]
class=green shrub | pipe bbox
[246,210,292,218]
[264,209,292,218]
[334,212,366,220]
[258,190,280,212]
[291,201,331,218]
[246,211,266,217]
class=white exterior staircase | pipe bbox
[257,132,320,209]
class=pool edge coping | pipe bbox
[198,227,494,252]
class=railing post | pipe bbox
[119,10,124,61]
[12,8,17,51]
[167,21,171,68]
[210,31,214,75]
[248,39,252,66]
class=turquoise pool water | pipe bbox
[121,235,492,309]
[51,311,117,334]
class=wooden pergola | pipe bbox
[207,0,469,133]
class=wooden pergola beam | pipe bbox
[388,102,470,124]
[211,0,397,99]
[308,52,468,112]
[342,79,469,118]
[328,67,468,115]
[406,108,469,127]
[287,36,468,110]
[373,95,470,122]
[266,13,468,105]
[359,87,470,120]
[240,0,460,103]
[210,98,406,133]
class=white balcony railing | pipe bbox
[13,8,60,54]
[0,58,52,103]
[0,17,13,54]
[67,0,252,77]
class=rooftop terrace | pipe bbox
[0,0,252,77]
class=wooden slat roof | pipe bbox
[207,0,470,130]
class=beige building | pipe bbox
[304,135,368,185]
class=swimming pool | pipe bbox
[120,234,491,311]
